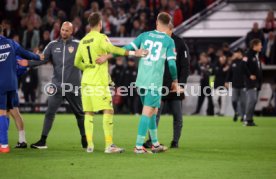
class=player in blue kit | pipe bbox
[0,25,43,153]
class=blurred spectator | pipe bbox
[179,0,190,21]
[39,30,51,51]
[139,12,148,32]
[84,1,100,19]
[207,45,217,65]
[111,57,126,113]
[137,0,151,18]
[131,20,142,37]
[117,25,127,37]
[102,11,116,36]
[22,23,40,50]
[22,6,42,29]
[29,0,43,15]
[72,17,85,39]
[70,0,85,21]
[4,0,19,25]
[245,22,265,48]
[270,38,276,65]
[20,68,39,103]
[126,6,139,33]
[1,19,16,38]
[123,59,139,114]
[263,31,275,64]
[56,0,75,17]
[56,10,67,22]
[222,43,232,57]
[114,7,128,32]
[41,8,56,32]
[50,21,61,40]
[263,10,276,33]
[225,48,246,122]
[212,55,229,116]
[167,0,183,27]
[192,52,214,115]
[159,0,169,12]
[112,57,126,87]
[49,0,59,17]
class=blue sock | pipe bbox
[136,115,150,147]
[0,115,9,145]
[149,114,158,145]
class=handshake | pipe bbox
[17,50,44,67]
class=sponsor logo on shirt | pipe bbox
[0,52,10,62]
[0,44,11,50]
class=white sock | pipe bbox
[19,130,26,143]
[1,144,8,148]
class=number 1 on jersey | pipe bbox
[86,46,93,64]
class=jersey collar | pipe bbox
[154,30,166,34]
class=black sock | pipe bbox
[41,135,47,142]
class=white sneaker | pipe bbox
[86,146,94,153]
[134,146,152,154]
[104,144,124,153]
[151,144,168,153]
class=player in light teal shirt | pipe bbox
[124,30,177,91]
[96,12,180,154]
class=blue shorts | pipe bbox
[0,90,18,110]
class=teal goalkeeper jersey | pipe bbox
[124,30,176,91]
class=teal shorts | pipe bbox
[138,88,161,108]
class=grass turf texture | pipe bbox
[1,114,276,179]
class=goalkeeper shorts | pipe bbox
[81,84,113,112]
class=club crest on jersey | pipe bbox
[68,46,74,53]
[0,52,10,62]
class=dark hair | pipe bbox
[250,39,261,49]
[0,25,2,34]
[234,48,244,54]
[157,12,171,25]
[88,12,102,28]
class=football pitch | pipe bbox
[1,114,276,179]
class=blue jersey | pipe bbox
[16,56,28,77]
[0,35,40,92]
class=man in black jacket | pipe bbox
[192,52,214,115]
[225,48,246,122]
[243,39,263,126]
[212,55,229,116]
[144,23,190,148]
[123,58,139,114]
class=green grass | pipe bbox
[1,114,276,179]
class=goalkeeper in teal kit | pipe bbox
[96,12,180,154]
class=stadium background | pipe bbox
[0,0,276,116]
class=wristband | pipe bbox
[129,51,135,56]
